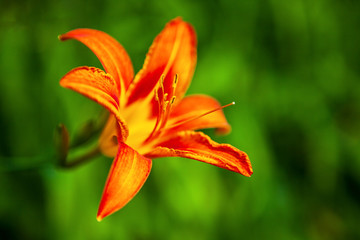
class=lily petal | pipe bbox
[147,131,252,177]
[60,66,129,140]
[59,28,134,102]
[127,18,197,110]
[98,115,118,157]
[97,142,152,221]
[166,94,231,135]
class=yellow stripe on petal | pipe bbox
[97,142,152,221]
[127,18,197,111]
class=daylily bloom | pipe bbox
[59,18,252,221]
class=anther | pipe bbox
[171,74,178,97]
[173,74,178,85]
[170,96,176,105]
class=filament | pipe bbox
[165,102,235,130]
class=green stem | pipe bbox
[58,146,101,169]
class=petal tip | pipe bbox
[96,215,103,222]
[245,168,254,177]
[96,204,111,221]
[241,153,253,177]
[58,33,68,41]
[172,16,183,23]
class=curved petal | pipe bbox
[126,18,197,111]
[60,66,129,140]
[59,28,134,103]
[97,142,152,221]
[146,131,252,177]
[165,94,231,135]
[99,115,118,157]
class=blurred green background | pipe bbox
[1,0,359,239]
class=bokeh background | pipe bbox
[1,0,359,239]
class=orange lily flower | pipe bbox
[59,18,252,221]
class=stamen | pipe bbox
[165,101,235,130]
[154,88,159,102]
[172,74,178,97]
[160,75,165,93]
[163,101,169,111]
[145,74,180,143]
[148,75,165,140]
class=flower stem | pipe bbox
[58,146,101,169]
